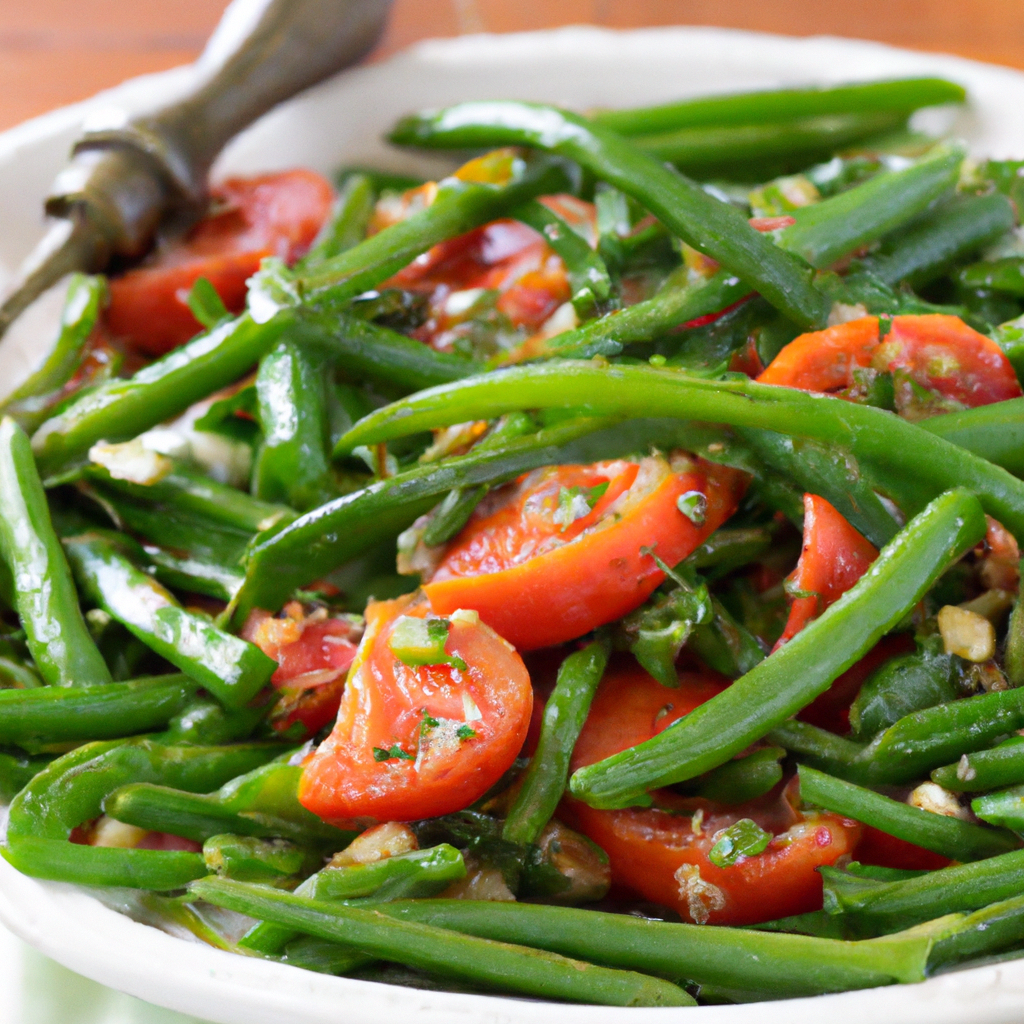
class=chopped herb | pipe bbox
[553,481,610,531]
[389,615,468,672]
[420,711,441,737]
[707,818,773,867]
[373,745,415,763]
[677,490,708,526]
[457,724,477,741]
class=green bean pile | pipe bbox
[7,76,1024,1006]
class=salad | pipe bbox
[4,73,1024,1007]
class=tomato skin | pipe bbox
[424,456,746,651]
[758,314,1022,414]
[776,494,879,649]
[299,594,532,826]
[568,802,859,925]
[243,609,360,737]
[564,662,860,925]
[758,316,880,393]
[854,825,951,872]
[106,170,334,356]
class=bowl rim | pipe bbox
[4,19,1024,1024]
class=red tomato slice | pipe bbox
[299,594,532,826]
[106,170,334,356]
[776,493,879,649]
[243,607,360,737]
[854,825,951,872]
[758,314,1022,416]
[564,662,860,925]
[424,455,746,651]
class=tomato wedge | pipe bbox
[563,661,860,925]
[299,594,532,826]
[106,170,334,356]
[424,454,746,651]
[244,606,361,737]
[776,493,879,649]
[758,314,1022,417]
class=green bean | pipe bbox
[3,738,281,890]
[957,257,1024,296]
[86,461,294,534]
[301,309,476,392]
[798,766,1017,861]
[374,899,935,997]
[512,199,613,317]
[848,636,959,739]
[195,880,696,1007]
[161,694,269,746]
[185,277,230,330]
[86,486,253,569]
[992,315,1024,382]
[203,834,319,882]
[104,761,354,848]
[239,844,469,956]
[859,193,1015,288]
[538,268,750,360]
[389,102,827,328]
[0,418,111,686]
[1008,567,1024,688]
[689,594,769,678]
[921,398,1024,478]
[822,848,1024,931]
[503,641,609,846]
[591,78,965,136]
[0,656,42,690]
[685,746,785,804]
[279,936,375,976]
[972,784,1024,831]
[300,173,375,268]
[858,687,1024,785]
[928,892,1024,969]
[776,145,963,269]
[0,274,106,432]
[297,156,574,303]
[932,736,1024,793]
[252,340,335,511]
[683,526,772,577]
[31,311,292,478]
[63,532,275,708]
[736,428,900,548]
[0,749,52,801]
[777,687,1024,785]
[630,112,908,175]
[570,490,984,808]
[332,361,1024,542]
[0,674,196,748]
[769,719,868,774]
[141,546,245,603]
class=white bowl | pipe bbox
[3,17,1024,1024]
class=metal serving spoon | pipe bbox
[0,0,393,342]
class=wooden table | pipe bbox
[3,0,1024,132]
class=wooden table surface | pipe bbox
[3,0,1024,133]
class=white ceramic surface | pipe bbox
[3,18,1024,1024]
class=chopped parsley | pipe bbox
[372,745,415,763]
[457,724,477,741]
[553,481,609,531]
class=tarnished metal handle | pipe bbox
[1,0,392,339]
